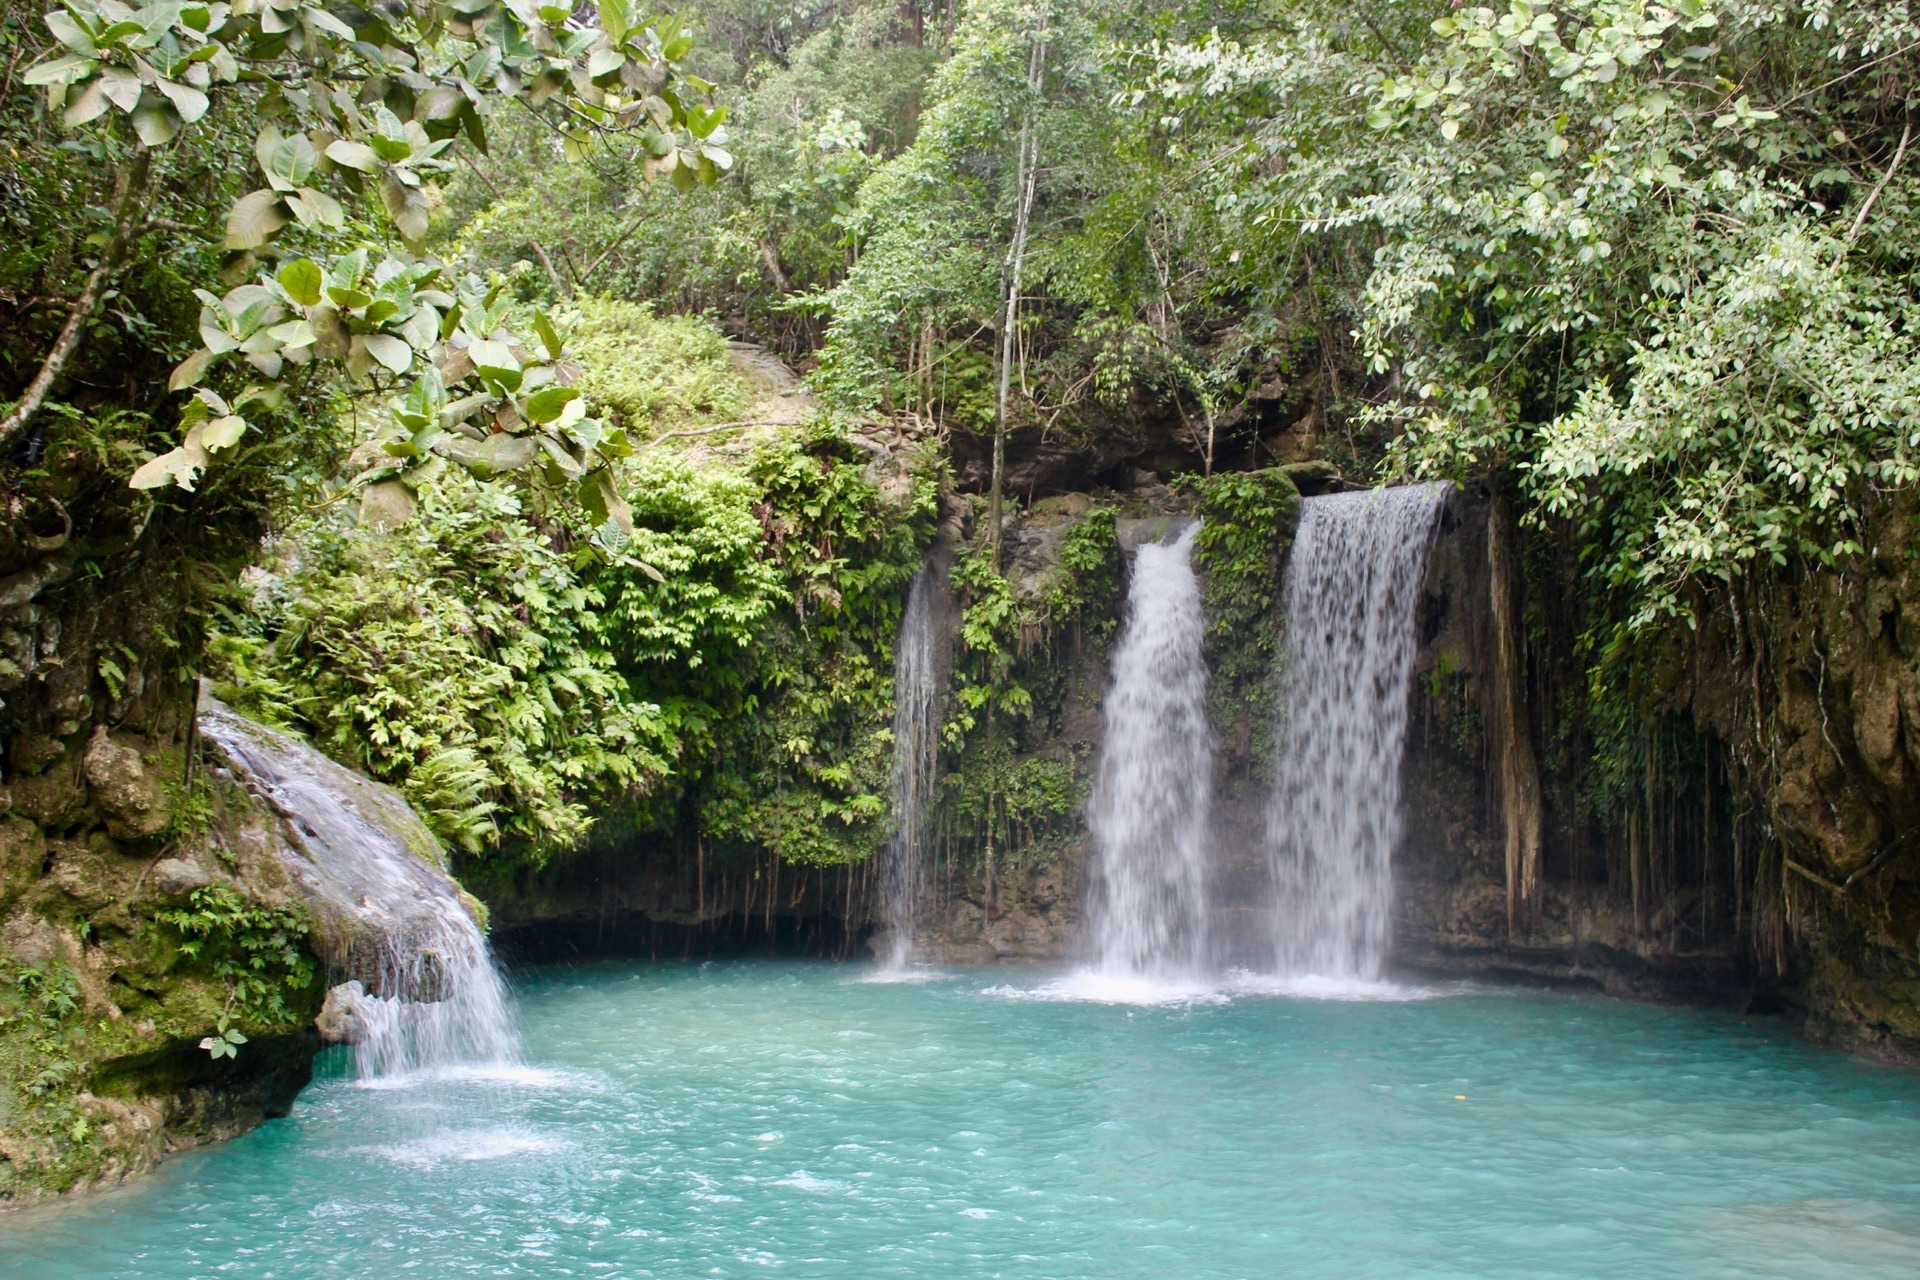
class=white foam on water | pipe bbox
[853,965,956,986]
[351,1063,600,1093]
[976,967,1482,1007]
[355,1128,571,1170]
[979,969,1230,1008]
[770,1171,846,1193]
[1221,969,1458,1002]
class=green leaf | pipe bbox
[23,54,97,87]
[585,469,633,535]
[201,415,248,451]
[445,433,538,476]
[325,139,380,172]
[130,442,206,491]
[131,102,181,146]
[168,347,217,391]
[525,385,579,424]
[381,175,429,246]
[276,259,323,305]
[597,0,630,42]
[62,78,109,127]
[266,318,315,349]
[532,311,565,360]
[157,79,209,125]
[292,186,345,228]
[44,11,97,54]
[417,83,465,121]
[99,67,141,113]
[363,334,412,375]
[261,130,317,191]
[468,338,520,378]
[588,47,625,78]
[224,189,288,250]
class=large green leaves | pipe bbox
[20,0,731,523]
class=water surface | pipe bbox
[6,961,1920,1279]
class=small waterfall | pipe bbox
[1265,484,1447,979]
[197,701,519,1079]
[1086,522,1213,977]
[878,562,944,969]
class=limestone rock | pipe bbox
[316,981,369,1045]
[152,856,215,898]
[8,746,90,831]
[82,727,171,841]
[0,816,46,910]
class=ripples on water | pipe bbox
[6,960,1920,1279]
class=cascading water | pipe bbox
[1264,484,1447,979]
[197,700,519,1079]
[877,562,944,969]
[1085,522,1214,977]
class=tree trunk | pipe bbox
[0,153,151,450]
[1487,491,1545,937]
[989,15,1047,571]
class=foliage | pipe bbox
[211,305,939,868]
[1187,469,1299,642]
[211,470,667,857]
[439,2,939,353]
[16,0,730,518]
[1137,0,1920,660]
[938,505,1118,874]
[564,297,751,431]
[151,886,317,1030]
[688,424,938,866]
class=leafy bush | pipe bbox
[212,473,667,859]
[563,297,752,433]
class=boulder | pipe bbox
[316,981,369,1045]
[151,856,215,898]
[82,728,171,841]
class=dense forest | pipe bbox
[2,0,1918,1203]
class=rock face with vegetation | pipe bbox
[0,683,510,1204]
[0,710,313,1204]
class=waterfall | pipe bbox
[877,562,944,969]
[1086,522,1214,977]
[197,701,520,1079]
[1264,484,1447,979]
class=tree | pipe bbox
[12,0,734,529]
[987,4,1044,568]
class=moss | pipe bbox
[0,834,325,1204]
[939,507,1122,878]
[1185,467,1302,771]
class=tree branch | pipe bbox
[0,152,152,451]
[461,152,572,296]
[1844,114,1913,248]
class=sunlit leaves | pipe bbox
[22,0,729,520]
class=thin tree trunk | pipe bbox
[757,237,792,293]
[989,15,1047,571]
[1,153,151,450]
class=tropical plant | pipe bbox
[12,0,734,526]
